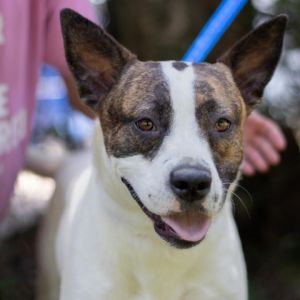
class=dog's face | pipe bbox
[98,60,246,248]
[61,10,286,248]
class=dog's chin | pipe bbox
[121,178,212,249]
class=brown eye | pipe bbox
[215,118,231,132]
[136,119,155,132]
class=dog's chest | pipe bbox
[59,176,246,300]
[105,237,244,300]
[119,218,242,300]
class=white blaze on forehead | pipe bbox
[162,62,196,137]
[160,61,209,161]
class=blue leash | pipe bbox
[182,0,248,63]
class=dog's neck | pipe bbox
[92,121,121,194]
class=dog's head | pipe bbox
[60,10,286,248]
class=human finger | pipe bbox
[253,136,281,166]
[241,159,255,176]
[260,118,287,151]
[244,145,269,173]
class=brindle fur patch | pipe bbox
[98,61,172,159]
[193,63,247,185]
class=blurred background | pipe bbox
[1,0,300,299]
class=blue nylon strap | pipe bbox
[182,0,248,63]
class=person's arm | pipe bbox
[242,111,286,176]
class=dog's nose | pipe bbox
[170,166,212,202]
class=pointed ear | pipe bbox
[60,9,136,110]
[218,15,287,113]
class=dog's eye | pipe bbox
[136,118,156,132]
[215,118,231,132]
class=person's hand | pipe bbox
[242,111,286,176]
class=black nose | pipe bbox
[170,165,212,202]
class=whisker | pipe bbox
[222,181,253,205]
[231,190,251,219]
[234,183,253,205]
[223,186,251,220]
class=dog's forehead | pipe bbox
[112,61,169,114]
[98,59,246,174]
[193,63,242,108]
[113,60,242,114]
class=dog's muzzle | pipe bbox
[121,176,212,249]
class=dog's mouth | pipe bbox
[121,178,211,249]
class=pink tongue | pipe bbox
[162,211,211,242]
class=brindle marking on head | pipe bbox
[172,61,188,71]
[98,61,172,159]
[60,10,172,160]
[193,63,246,185]
[60,10,287,175]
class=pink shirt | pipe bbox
[0,0,95,219]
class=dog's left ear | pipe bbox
[218,15,287,113]
[60,9,136,110]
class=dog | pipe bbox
[38,9,287,300]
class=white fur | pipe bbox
[41,62,247,300]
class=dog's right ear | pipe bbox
[60,9,136,110]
